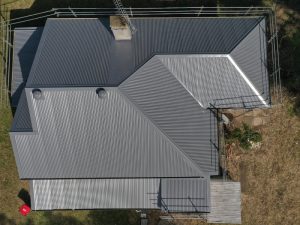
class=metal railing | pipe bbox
[211,94,271,109]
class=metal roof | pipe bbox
[8,16,256,215]
[120,56,218,175]
[11,88,207,179]
[11,18,269,108]
[25,17,262,88]
[30,179,160,210]
[11,27,43,106]
[158,55,267,108]
[230,19,269,102]
[160,178,210,212]
[10,17,270,178]
[30,178,210,212]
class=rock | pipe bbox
[222,114,230,125]
[252,117,264,127]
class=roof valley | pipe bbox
[117,87,206,178]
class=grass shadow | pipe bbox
[0,213,16,225]
[86,210,139,225]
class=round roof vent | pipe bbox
[32,89,43,100]
[96,88,107,98]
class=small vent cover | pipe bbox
[32,89,43,100]
[96,88,107,98]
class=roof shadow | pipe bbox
[11,27,43,106]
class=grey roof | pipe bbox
[10,17,269,182]
[120,56,218,174]
[11,27,43,106]
[25,17,262,88]
[160,178,210,212]
[30,178,210,212]
[158,55,266,108]
[11,88,207,179]
[30,179,160,210]
[230,19,269,103]
[9,17,258,216]
[11,90,32,131]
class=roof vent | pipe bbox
[110,16,132,40]
[32,89,43,100]
[96,88,107,98]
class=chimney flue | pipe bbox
[110,16,132,40]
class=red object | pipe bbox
[19,204,31,216]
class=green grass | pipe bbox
[225,123,262,150]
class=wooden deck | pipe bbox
[205,180,241,224]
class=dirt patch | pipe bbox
[224,108,270,129]
[239,161,249,193]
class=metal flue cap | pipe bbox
[96,88,107,98]
[32,89,43,100]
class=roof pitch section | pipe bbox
[120,56,219,175]
[11,90,32,132]
[230,18,269,103]
[26,17,261,88]
[161,178,210,212]
[11,27,43,106]
[11,88,204,179]
[30,179,161,210]
[26,19,113,87]
[158,55,267,108]
[30,178,211,212]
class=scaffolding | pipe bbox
[0,6,281,108]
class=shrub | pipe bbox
[226,123,262,150]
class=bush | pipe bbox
[226,123,262,150]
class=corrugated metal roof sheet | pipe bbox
[158,55,265,108]
[230,19,269,103]
[30,179,160,210]
[12,88,204,179]
[160,178,210,212]
[26,17,261,88]
[120,56,218,175]
[11,27,43,106]
[30,178,210,212]
[11,90,32,131]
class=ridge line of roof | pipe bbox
[157,54,238,108]
[228,16,264,54]
[117,87,207,178]
[227,55,268,107]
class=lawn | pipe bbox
[0,0,300,225]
